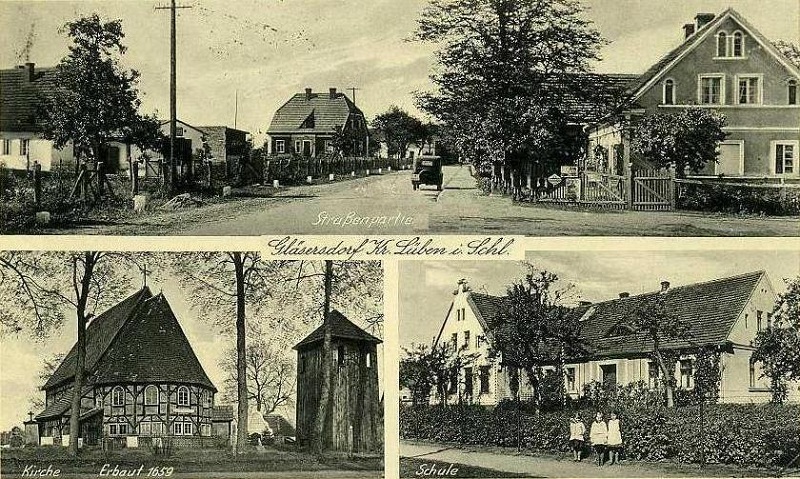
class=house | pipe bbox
[0,63,75,172]
[194,125,249,177]
[434,272,799,406]
[34,287,222,448]
[294,310,382,452]
[267,88,368,157]
[587,9,800,179]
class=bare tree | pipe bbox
[220,338,295,415]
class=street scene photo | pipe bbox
[398,251,800,477]
[1,1,798,235]
[0,253,384,478]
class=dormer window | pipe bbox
[663,79,675,105]
[606,322,636,337]
[716,32,728,57]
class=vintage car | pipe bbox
[411,155,443,191]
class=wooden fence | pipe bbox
[538,168,675,211]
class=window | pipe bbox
[463,330,470,349]
[679,359,694,389]
[19,139,29,156]
[112,386,125,406]
[294,140,301,153]
[200,424,211,437]
[337,345,346,367]
[663,79,675,105]
[600,364,617,385]
[744,313,748,329]
[757,310,763,331]
[173,422,193,436]
[366,352,372,368]
[773,141,798,175]
[276,140,285,154]
[789,80,798,105]
[109,424,118,435]
[140,422,151,436]
[463,367,473,396]
[749,357,768,389]
[144,385,159,405]
[1,139,9,155]
[202,390,212,408]
[565,367,576,392]
[700,76,724,104]
[716,32,728,57]
[476,335,486,348]
[737,76,760,104]
[448,368,457,394]
[450,333,457,349]
[325,140,332,152]
[300,356,306,374]
[767,312,773,330]
[118,424,128,435]
[479,366,491,394]
[175,127,184,137]
[732,31,744,57]
[177,386,190,406]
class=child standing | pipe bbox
[606,411,623,465]
[589,411,607,466]
[568,412,586,461]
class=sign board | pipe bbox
[547,174,562,186]
[421,161,434,167]
[560,165,578,176]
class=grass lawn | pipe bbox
[401,457,537,478]
[0,445,383,475]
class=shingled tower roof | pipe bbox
[294,310,382,351]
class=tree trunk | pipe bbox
[68,252,97,456]
[232,253,248,454]
[312,260,334,454]
[653,343,674,408]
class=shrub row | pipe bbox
[400,403,800,468]
[677,182,800,216]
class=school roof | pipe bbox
[43,287,216,392]
[463,271,768,359]
[267,90,362,134]
[0,64,60,132]
[294,310,382,350]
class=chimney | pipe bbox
[305,87,313,100]
[329,87,337,99]
[619,292,630,299]
[25,62,35,82]
[695,13,715,30]
[456,278,469,293]
[683,23,695,39]
[660,281,670,293]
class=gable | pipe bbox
[633,9,800,103]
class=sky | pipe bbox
[1,0,797,145]
[0,256,384,431]
[399,250,800,348]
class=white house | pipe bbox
[434,271,799,405]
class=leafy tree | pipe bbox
[37,15,162,199]
[0,251,140,455]
[631,107,727,178]
[330,124,364,157]
[371,106,426,158]
[752,276,800,404]
[487,268,583,415]
[400,343,439,406]
[414,0,609,185]
[693,347,723,403]
[631,294,692,408]
[29,353,67,411]
[773,40,800,68]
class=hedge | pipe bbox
[400,403,800,468]
[677,182,800,216]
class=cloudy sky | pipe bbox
[0,257,383,431]
[399,250,800,348]
[1,0,797,144]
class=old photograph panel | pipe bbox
[0,253,384,478]
[1,1,798,236]
[399,251,800,478]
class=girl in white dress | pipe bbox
[589,411,607,466]
[606,411,623,465]
[568,412,586,461]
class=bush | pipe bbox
[400,403,800,468]
[678,182,800,216]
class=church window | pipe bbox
[177,386,190,406]
[112,386,125,406]
[144,385,159,405]
[366,352,372,368]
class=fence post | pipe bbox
[132,161,140,195]
[33,162,42,208]
[625,163,634,209]
[669,170,677,210]
[97,161,105,197]
[81,163,89,201]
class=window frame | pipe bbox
[144,385,159,406]
[200,424,212,437]
[735,74,762,105]
[275,139,285,154]
[1,139,10,155]
[679,359,694,389]
[294,140,301,153]
[112,386,125,407]
[662,78,676,105]
[698,74,726,105]
[463,367,473,396]
[789,80,798,105]
[177,386,190,407]
[202,390,212,408]
[771,140,799,176]
[731,31,744,57]
[479,366,491,394]
[716,31,728,57]
[19,139,29,156]
[463,330,470,349]
[565,366,577,392]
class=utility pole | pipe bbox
[348,87,360,106]
[234,89,238,129]
[155,0,192,195]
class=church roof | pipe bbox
[43,287,216,392]
[294,310,382,350]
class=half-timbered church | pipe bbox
[33,287,232,447]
